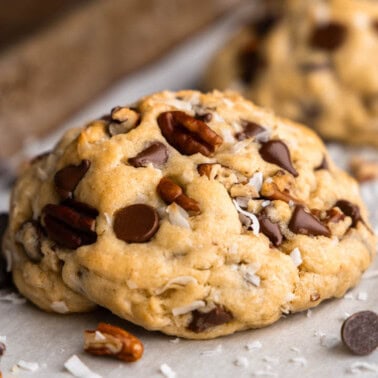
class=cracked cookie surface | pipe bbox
[3,90,376,339]
[205,0,378,147]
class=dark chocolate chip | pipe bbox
[251,13,281,37]
[239,40,266,84]
[54,160,91,200]
[258,213,283,246]
[0,341,6,356]
[335,200,362,227]
[309,22,347,51]
[188,305,233,333]
[0,213,12,289]
[289,205,330,237]
[341,311,378,356]
[259,140,298,177]
[196,113,213,123]
[113,204,159,243]
[373,20,378,34]
[315,156,329,171]
[128,142,169,168]
[236,121,267,141]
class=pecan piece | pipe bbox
[157,111,223,156]
[16,221,43,262]
[41,201,98,249]
[84,323,144,362]
[261,181,303,205]
[157,177,200,216]
[108,107,140,136]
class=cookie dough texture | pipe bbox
[205,0,378,147]
[3,90,376,339]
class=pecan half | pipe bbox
[157,177,200,216]
[157,111,223,156]
[84,323,144,362]
[41,201,98,249]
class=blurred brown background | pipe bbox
[0,0,243,159]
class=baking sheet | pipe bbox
[0,3,377,377]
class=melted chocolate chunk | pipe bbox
[341,311,378,356]
[258,213,283,246]
[259,141,298,177]
[334,200,362,227]
[239,40,266,84]
[309,22,347,51]
[236,121,267,141]
[188,305,233,333]
[315,156,329,171]
[289,205,330,237]
[251,13,281,37]
[54,160,91,200]
[113,204,160,243]
[128,142,169,168]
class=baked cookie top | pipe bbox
[4,90,376,339]
[205,0,378,147]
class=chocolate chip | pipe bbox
[315,156,329,171]
[0,213,12,289]
[289,205,330,237]
[188,305,233,333]
[258,213,283,246]
[113,204,159,243]
[54,160,91,200]
[259,141,298,177]
[128,142,169,168]
[341,311,378,356]
[239,40,266,84]
[0,342,6,356]
[309,22,347,51]
[196,113,213,123]
[236,121,267,141]
[334,200,362,227]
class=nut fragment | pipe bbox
[157,177,200,216]
[84,323,144,362]
[157,111,223,156]
[109,107,140,136]
[261,181,303,205]
[15,221,43,262]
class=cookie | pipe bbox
[205,0,378,147]
[3,90,376,339]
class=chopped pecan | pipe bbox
[157,177,200,216]
[84,323,144,362]
[157,111,223,156]
[41,201,98,249]
[16,221,43,262]
[261,181,303,205]
[197,163,215,178]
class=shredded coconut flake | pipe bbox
[261,200,271,208]
[172,300,206,316]
[290,346,300,353]
[234,356,249,368]
[252,370,278,377]
[248,172,264,193]
[94,331,106,341]
[233,199,260,235]
[51,301,69,314]
[201,344,223,356]
[306,309,312,318]
[246,340,263,350]
[36,167,48,181]
[169,338,180,344]
[0,292,26,304]
[263,356,279,364]
[231,139,252,153]
[64,355,102,378]
[221,129,235,144]
[339,312,351,321]
[160,363,176,378]
[255,130,271,143]
[320,334,339,348]
[289,357,307,367]
[166,203,190,229]
[17,360,39,372]
[347,362,378,374]
[0,336,6,343]
[290,248,302,267]
[357,291,368,301]
[155,276,197,295]
[343,293,354,300]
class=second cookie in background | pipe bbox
[204,0,378,147]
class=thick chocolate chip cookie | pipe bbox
[205,0,378,147]
[3,90,376,339]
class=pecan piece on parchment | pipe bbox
[157,177,200,216]
[84,323,144,362]
[157,111,223,156]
